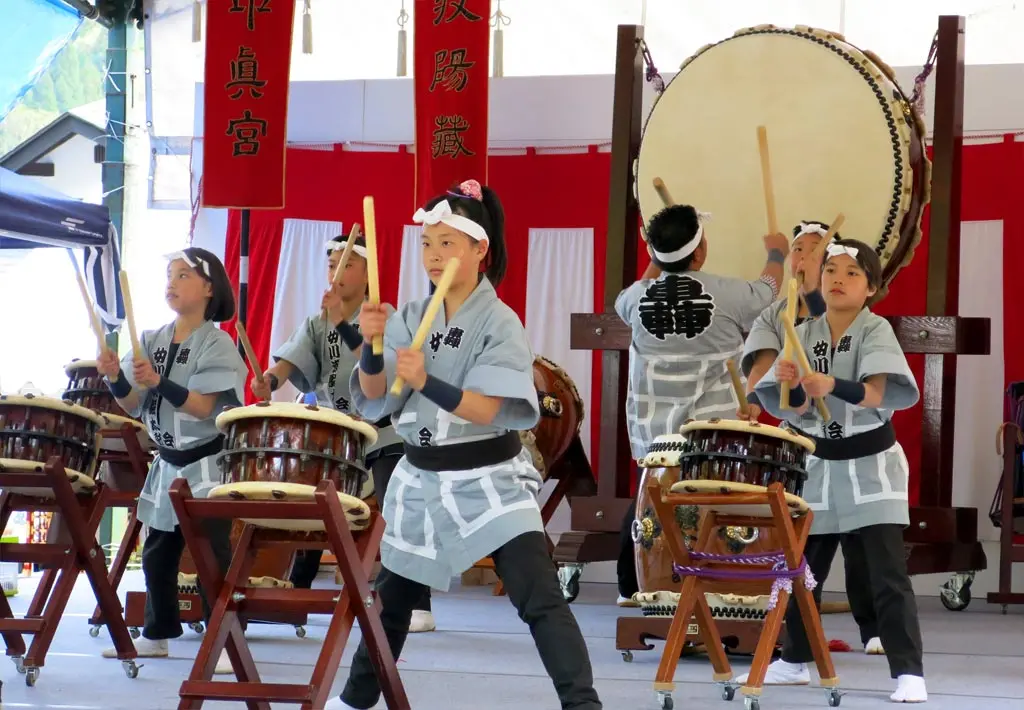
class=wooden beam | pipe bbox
[919,15,965,510]
[595,24,644,500]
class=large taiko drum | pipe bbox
[0,393,105,478]
[632,420,814,603]
[520,355,585,478]
[636,25,930,298]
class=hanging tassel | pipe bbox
[302,0,313,55]
[491,1,509,78]
[396,2,409,77]
[192,0,202,43]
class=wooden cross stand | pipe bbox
[167,478,410,710]
[0,457,139,686]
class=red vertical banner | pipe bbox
[202,0,295,209]
[414,0,491,208]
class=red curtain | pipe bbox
[224,138,1024,504]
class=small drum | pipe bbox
[636,25,930,299]
[0,394,104,477]
[521,355,585,477]
[62,360,154,454]
[210,402,377,532]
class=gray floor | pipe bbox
[0,571,1022,709]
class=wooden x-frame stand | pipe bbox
[167,478,410,710]
[645,478,838,710]
[0,457,139,686]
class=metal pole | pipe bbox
[239,208,251,356]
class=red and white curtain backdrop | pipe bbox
[217,137,1024,513]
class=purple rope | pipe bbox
[672,551,817,610]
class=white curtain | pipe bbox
[396,225,430,308]
[268,219,344,402]
[525,228,595,538]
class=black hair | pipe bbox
[423,182,507,285]
[825,238,883,290]
[792,220,842,242]
[646,204,701,273]
[177,247,235,322]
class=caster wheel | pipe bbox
[939,572,974,611]
[190,622,205,634]
[89,625,101,638]
[827,689,842,707]
[656,691,674,709]
[621,650,633,663]
[557,564,583,603]
[743,697,760,710]
[721,685,736,701]
[24,667,39,687]
[12,656,25,674]
[129,627,141,639]
[123,660,139,679]
[295,625,307,639]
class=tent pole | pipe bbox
[239,208,251,357]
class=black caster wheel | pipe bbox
[564,575,580,603]
[743,697,760,710]
[89,625,101,638]
[24,667,39,687]
[295,625,307,639]
[621,650,633,663]
[129,627,141,639]
[940,584,970,611]
[827,689,842,707]
[189,622,205,634]
[721,684,736,701]
[123,660,139,679]
[557,564,583,603]
[656,691,674,709]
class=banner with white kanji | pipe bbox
[414,0,490,208]
[202,0,295,209]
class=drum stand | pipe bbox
[644,478,838,710]
[0,457,139,686]
[167,478,409,710]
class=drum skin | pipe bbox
[527,355,585,472]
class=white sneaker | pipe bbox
[323,697,364,709]
[890,675,927,703]
[735,659,811,686]
[408,609,436,633]
[103,637,168,658]
[214,649,233,675]
[865,636,886,655]
[617,595,640,608]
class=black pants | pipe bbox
[782,524,924,678]
[142,518,233,640]
[339,531,602,710]
[289,454,432,613]
[618,500,639,598]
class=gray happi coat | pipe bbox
[616,271,776,459]
[740,298,791,378]
[120,320,246,531]
[753,309,919,534]
[272,303,402,458]
[349,277,543,591]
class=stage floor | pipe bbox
[1,571,1022,709]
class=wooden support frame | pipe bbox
[0,457,138,685]
[986,425,1024,608]
[167,478,409,710]
[645,478,838,707]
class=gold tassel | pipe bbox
[396,2,409,77]
[492,24,504,77]
[302,0,313,55]
[191,0,202,43]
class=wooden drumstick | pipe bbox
[726,360,748,417]
[389,258,461,396]
[321,224,361,321]
[756,126,779,236]
[781,313,831,421]
[362,196,383,355]
[780,278,799,410]
[118,270,146,391]
[653,177,675,208]
[235,322,264,389]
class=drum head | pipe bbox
[216,401,378,445]
[637,25,929,294]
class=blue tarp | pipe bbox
[0,166,124,329]
[0,0,83,123]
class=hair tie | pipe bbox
[448,179,483,202]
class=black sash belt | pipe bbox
[796,420,896,461]
[404,431,521,472]
[158,435,225,468]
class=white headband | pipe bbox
[412,200,490,244]
[165,250,210,276]
[325,239,368,258]
[793,222,829,241]
[826,244,859,259]
[650,211,712,263]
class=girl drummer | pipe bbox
[740,222,884,656]
[95,247,245,675]
[253,234,434,633]
[325,180,602,710]
[746,239,927,703]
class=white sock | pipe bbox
[865,636,885,654]
[736,659,810,685]
[890,675,927,703]
[323,697,363,710]
[103,637,168,658]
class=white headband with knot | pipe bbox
[164,250,211,276]
[412,200,489,244]
[325,239,368,258]
[650,211,712,263]
[826,244,859,259]
[794,222,829,241]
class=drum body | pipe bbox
[0,394,104,477]
[63,360,124,418]
[636,25,929,298]
[215,402,378,499]
[521,355,585,476]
